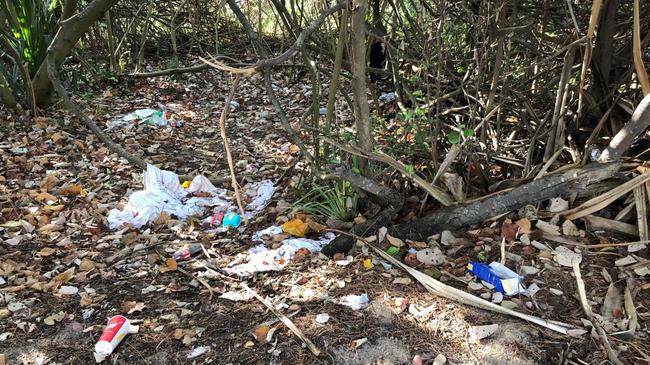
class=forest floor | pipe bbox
[1,66,649,365]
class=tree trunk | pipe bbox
[350,0,373,171]
[31,0,120,107]
[0,72,16,108]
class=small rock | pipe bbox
[501,301,518,310]
[525,301,533,309]
[481,281,495,290]
[58,286,78,295]
[549,288,563,296]
[530,240,550,251]
[615,256,637,267]
[562,220,580,236]
[432,354,447,365]
[536,220,560,235]
[440,231,455,246]
[520,234,530,245]
[491,292,503,304]
[548,197,569,212]
[468,281,484,291]
[480,292,491,299]
[315,313,330,324]
[393,277,412,285]
[553,246,582,266]
[468,324,499,343]
[526,283,541,296]
[521,266,540,275]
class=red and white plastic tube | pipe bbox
[94,315,139,362]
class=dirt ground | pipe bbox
[1,69,649,365]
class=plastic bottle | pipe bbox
[173,244,203,261]
[94,315,138,362]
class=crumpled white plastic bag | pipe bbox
[107,165,229,230]
[224,232,335,277]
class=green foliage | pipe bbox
[447,126,475,145]
[1,0,56,74]
[291,182,357,221]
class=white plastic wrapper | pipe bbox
[107,165,229,230]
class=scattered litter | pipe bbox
[553,246,582,267]
[58,285,79,295]
[440,230,455,246]
[468,324,499,343]
[520,266,540,275]
[252,225,283,242]
[187,346,210,359]
[468,281,484,291]
[10,146,28,155]
[467,262,525,295]
[319,107,327,115]
[549,288,564,296]
[614,255,637,267]
[224,232,335,276]
[491,292,503,303]
[94,315,139,363]
[350,337,368,349]
[222,212,242,228]
[432,354,447,365]
[392,277,412,285]
[416,248,445,266]
[281,218,309,237]
[526,283,541,296]
[530,240,550,251]
[408,303,437,318]
[562,220,580,236]
[315,313,330,324]
[107,109,168,130]
[219,290,254,302]
[386,246,400,256]
[335,294,369,311]
[536,220,561,235]
[173,244,203,261]
[107,165,229,230]
[362,258,374,269]
[229,100,240,111]
[378,92,396,102]
[243,180,276,218]
[548,197,569,212]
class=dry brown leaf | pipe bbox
[54,269,74,283]
[154,211,171,225]
[253,325,270,343]
[40,174,59,192]
[159,258,178,273]
[43,205,65,213]
[79,258,96,272]
[79,292,93,307]
[37,247,56,257]
[501,221,519,243]
[386,234,404,247]
[515,218,532,234]
[35,192,58,202]
[50,132,64,144]
[60,184,87,197]
[305,218,327,233]
[121,301,146,314]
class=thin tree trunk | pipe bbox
[0,72,16,108]
[350,0,373,172]
[31,0,120,107]
[324,7,349,159]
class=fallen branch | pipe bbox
[572,260,624,365]
[241,283,321,356]
[47,49,147,169]
[218,75,248,225]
